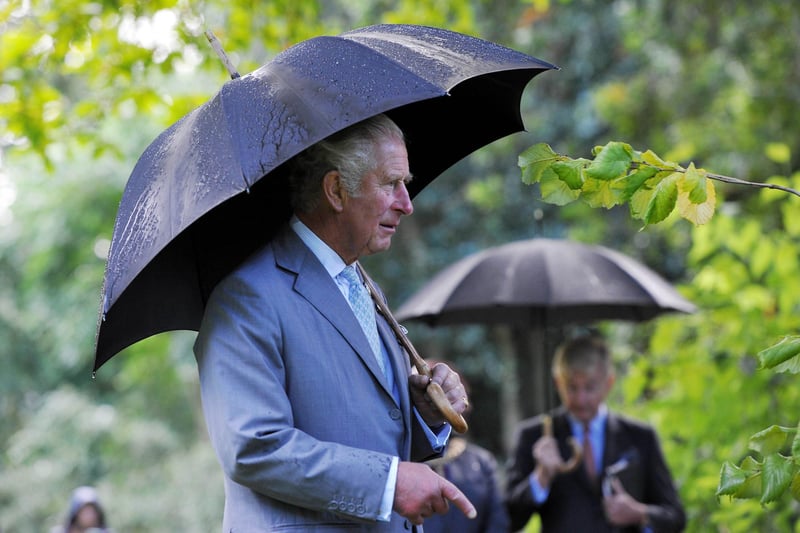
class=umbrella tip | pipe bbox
[205,29,241,80]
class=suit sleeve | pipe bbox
[641,428,686,532]
[504,419,542,532]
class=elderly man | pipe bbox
[194,113,475,531]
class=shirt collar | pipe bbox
[290,215,348,278]
[568,404,608,436]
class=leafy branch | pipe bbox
[519,141,800,226]
[520,141,800,505]
[717,336,800,504]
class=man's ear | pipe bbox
[322,170,346,212]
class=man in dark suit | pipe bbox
[194,114,475,531]
[505,335,685,533]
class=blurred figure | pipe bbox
[424,362,510,533]
[52,486,111,533]
[424,436,510,533]
[505,334,685,533]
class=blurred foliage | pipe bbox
[2,0,800,530]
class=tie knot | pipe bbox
[339,265,361,287]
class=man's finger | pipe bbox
[611,476,626,494]
[440,479,477,519]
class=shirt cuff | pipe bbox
[529,471,550,504]
[415,408,451,452]
[378,456,399,521]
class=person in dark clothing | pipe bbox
[505,335,686,533]
[424,436,510,533]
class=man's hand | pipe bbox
[408,362,469,427]
[603,477,649,527]
[394,461,476,525]
[532,434,565,488]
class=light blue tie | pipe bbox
[339,265,386,377]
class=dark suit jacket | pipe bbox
[505,407,686,533]
[195,225,438,532]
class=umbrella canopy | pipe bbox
[94,24,556,371]
[394,238,697,327]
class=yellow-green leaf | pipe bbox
[582,177,622,208]
[791,472,800,502]
[641,149,679,170]
[679,162,708,203]
[677,176,716,225]
[765,142,791,164]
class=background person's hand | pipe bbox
[603,477,649,527]
[394,461,477,525]
[409,362,469,427]
[532,434,565,488]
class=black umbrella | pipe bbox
[394,238,697,326]
[394,238,697,426]
[94,24,556,371]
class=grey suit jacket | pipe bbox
[195,225,437,532]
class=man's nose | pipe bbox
[394,182,414,215]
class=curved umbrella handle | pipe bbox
[542,414,583,473]
[357,263,468,434]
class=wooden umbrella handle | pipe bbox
[356,263,468,434]
[542,414,582,473]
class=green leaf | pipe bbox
[774,353,800,374]
[749,425,795,456]
[760,453,795,504]
[643,172,679,224]
[758,336,800,370]
[539,168,581,206]
[551,159,587,190]
[717,461,749,497]
[519,143,562,185]
[793,420,800,459]
[585,141,634,181]
[717,461,762,499]
[620,165,658,202]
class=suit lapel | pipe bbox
[273,227,396,399]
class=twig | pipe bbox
[637,162,800,199]
[705,172,800,198]
[204,30,240,80]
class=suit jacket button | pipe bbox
[389,408,402,420]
